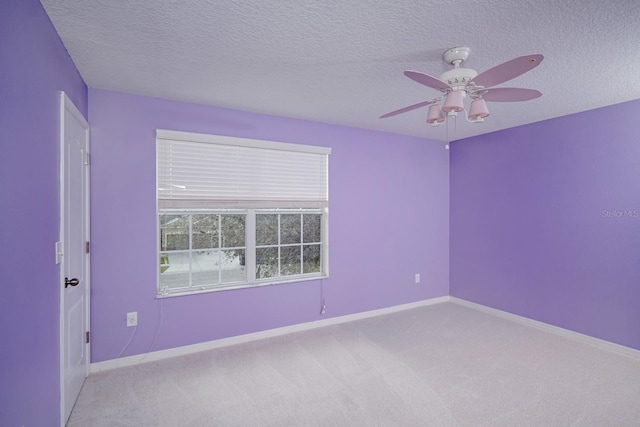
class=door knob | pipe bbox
[65,277,80,288]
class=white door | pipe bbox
[59,92,90,425]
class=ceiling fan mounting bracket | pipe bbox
[443,47,471,66]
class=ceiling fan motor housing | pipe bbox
[439,67,478,90]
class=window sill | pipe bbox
[156,274,328,299]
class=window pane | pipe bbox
[280,214,301,244]
[303,245,321,274]
[281,246,301,276]
[221,215,246,248]
[256,247,278,279]
[160,214,189,250]
[192,214,219,250]
[159,252,190,289]
[303,214,321,243]
[221,249,246,283]
[191,250,220,287]
[256,214,278,246]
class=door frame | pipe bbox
[58,91,91,426]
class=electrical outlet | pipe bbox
[415,273,421,284]
[126,312,137,327]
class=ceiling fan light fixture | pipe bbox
[468,98,490,122]
[442,90,465,113]
[426,104,445,125]
[380,47,543,130]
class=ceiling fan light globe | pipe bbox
[468,98,490,121]
[426,104,445,124]
[442,90,465,113]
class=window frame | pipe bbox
[158,210,249,295]
[157,208,328,297]
[155,130,330,298]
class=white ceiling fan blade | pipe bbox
[380,100,436,118]
[481,87,542,102]
[404,71,451,91]
[472,55,544,89]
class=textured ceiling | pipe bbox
[40,0,640,142]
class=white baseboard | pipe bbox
[91,296,451,373]
[92,295,640,373]
[450,297,640,360]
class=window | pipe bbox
[156,130,330,297]
[159,212,247,291]
[255,211,323,279]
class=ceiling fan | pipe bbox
[380,47,543,125]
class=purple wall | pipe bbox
[89,89,449,362]
[0,1,88,425]
[3,2,637,423]
[450,99,640,350]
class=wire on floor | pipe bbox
[320,279,326,315]
[137,296,165,365]
[116,325,137,359]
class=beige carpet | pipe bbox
[68,302,640,426]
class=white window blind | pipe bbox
[156,130,331,209]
